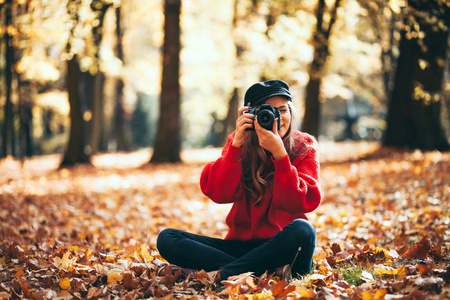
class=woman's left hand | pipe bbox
[255,117,287,160]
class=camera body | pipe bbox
[245,104,281,131]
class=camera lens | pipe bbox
[257,110,274,129]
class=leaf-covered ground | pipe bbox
[0,143,449,299]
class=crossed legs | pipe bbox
[156,219,316,280]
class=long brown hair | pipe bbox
[240,103,310,205]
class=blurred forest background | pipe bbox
[0,0,449,166]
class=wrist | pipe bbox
[232,138,243,147]
[272,149,287,160]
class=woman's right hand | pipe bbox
[232,106,255,147]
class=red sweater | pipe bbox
[200,130,321,241]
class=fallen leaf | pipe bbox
[59,278,71,290]
[373,265,406,278]
[271,279,295,297]
[139,244,154,263]
[107,273,124,287]
[221,272,255,296]
[1,147,448,299]
[360,288,387,300]
[405,237,430,259]
[53,252,77,270]
[360,271,374,283]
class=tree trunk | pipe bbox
[60,55,92,167]
[89,1,112,154]
[220,88,239,146]
[381,14,397,102]
[18,80,33,158]
[383,1,449,151]
[14,3,32,159]
[114,78,128,151]
[301,0,341,138]
[60,0,92,166]
[150,0,182,163]
[302,75,322,138]
[219,0,245,146]
[2,0,15,158]
[90,72,104,153]
[114,5,129,151]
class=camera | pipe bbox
[245,104,281,131]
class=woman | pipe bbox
[157,79,321,282]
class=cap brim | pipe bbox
[249,93,291,107]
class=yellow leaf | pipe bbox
[248,292,272,299]
[59,278,71,290]
[295,286,315,298]
[361,289,387,300]
[140,244,154,263]
[107,273,124,287]
[69,246,81,251]
[105,255,116,262]
[373,247,386,254]
[59,290,71,297]
[53,252,77,270]
[374,265,405,277]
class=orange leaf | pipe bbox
[221,272,255,296]
[271,279,295,297]
[59,277,71,290]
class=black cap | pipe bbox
[244,79,292,107]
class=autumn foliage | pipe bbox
[0,144,449,299]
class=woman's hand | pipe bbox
[255,117,287,160]
[232,106,255,147]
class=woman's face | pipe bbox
[264,96,291,138]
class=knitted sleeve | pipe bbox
[271,132,321,214]
[200,133,244,204]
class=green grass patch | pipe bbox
[339,265,376,286]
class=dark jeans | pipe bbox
[156,219,316,279]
